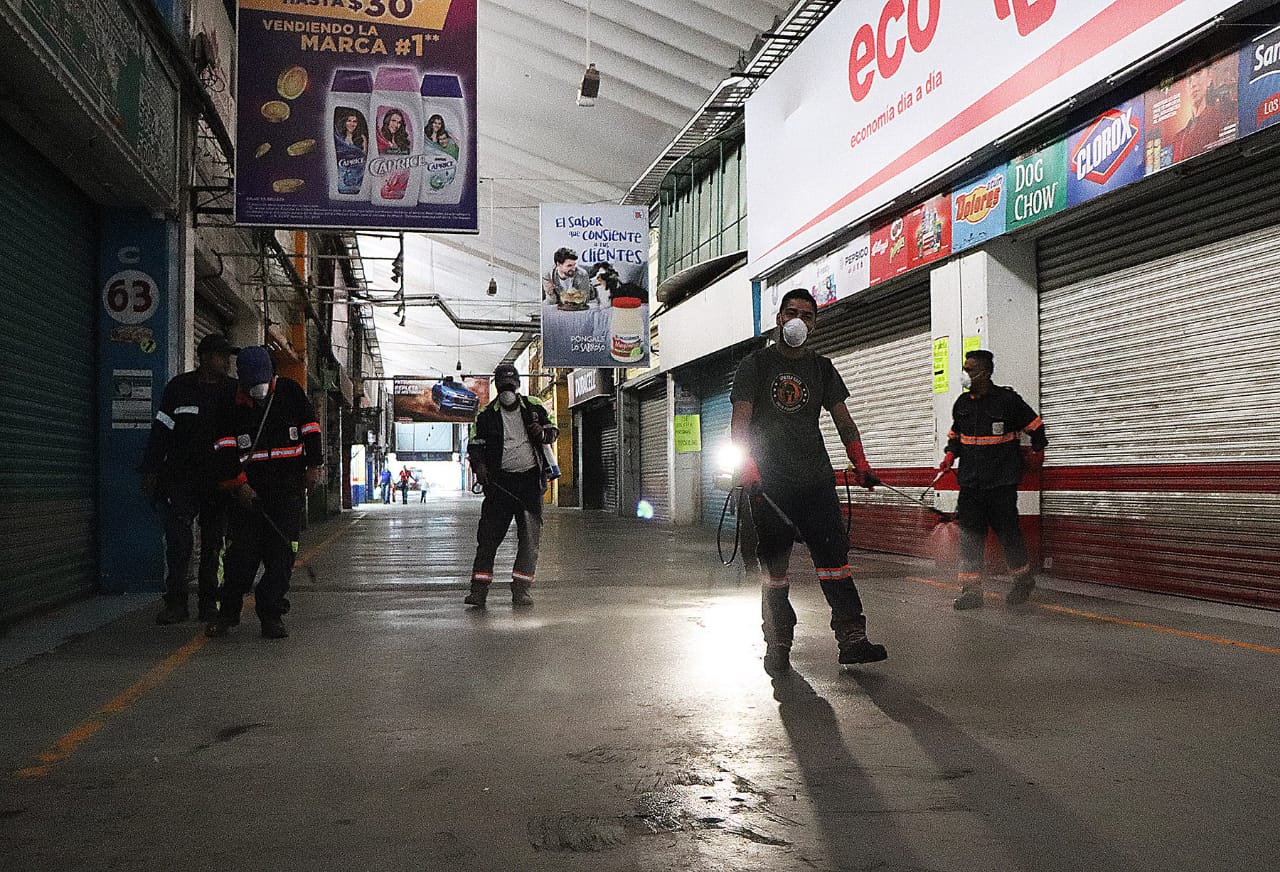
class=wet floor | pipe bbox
[2,490,1279,871]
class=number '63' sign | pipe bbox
[102,270,159,324]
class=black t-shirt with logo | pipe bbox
[731,345,848,489]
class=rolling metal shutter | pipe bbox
[638,384,670,522]
[598,411,619,514]
[193,295,227,345]
[815,282,938,555]
[699,366,736,526]
[1038,154,1280,608]
[0,121,98,623]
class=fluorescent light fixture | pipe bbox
[577,63,599,107]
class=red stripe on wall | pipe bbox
[1044,462,1280,493]
[1044,517,1280,609]
[762,0,1184,260]
[843,503,1040,568]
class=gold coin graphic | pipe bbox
[286,139,316,156]
[261,101,290,122]
[277,66,309,100]
[272,178,305,193]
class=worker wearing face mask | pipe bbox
[206,346,324,639]
[464,363,559,608]
[940,349,1048,609]
[730,289,887,675]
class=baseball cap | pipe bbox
[493,363,520,390]
[196,333,239,356]
[237,345,274,386]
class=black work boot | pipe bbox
[156,602,189,625]
[511,580,534,607]
[260,617,289,639]
[838,639,888,665]
[954,584,985,610]
[1006,570,1037,605]
[464,581,490,608]
[763,644,791,676]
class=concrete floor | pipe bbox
[2,491,1279,871]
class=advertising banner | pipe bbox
[1067,96,1146,207]
[869,217,910,287]
[952,167,1007,253]
[746,0,1241,276]
[906,193,952,270]
[1240,27,1280,137]
[540,204,651,368]
[393,375,487,423]
[1145,51,1239,173]
[235,0,477,231]
[759,231,870,331]
[1007,141,1068,231]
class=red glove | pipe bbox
[938,451,956,472]
[1021,446,1044,472]
[845,440,878,490]
[739,456,762,493]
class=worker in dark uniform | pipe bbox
[940,349,1048,609]
[206,346,323,639]
[139,333,239,624]
[464,363,558,609]
[731,288,888,675]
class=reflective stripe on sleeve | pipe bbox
[301,422,320,435]
[1025,416,1044,431]
[174,405,199,415]
[155,411,175,430]
[214,436,238,449]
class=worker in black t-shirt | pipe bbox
[731,288,888,675]
[940,349,1048,609]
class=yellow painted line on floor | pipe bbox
[906,576,1280,657]
[1036,603,1280,657]
[13,633,209,778]
[294,515,358,570]
[12,520,360,780]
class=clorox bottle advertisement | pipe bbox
[234,0,476,231]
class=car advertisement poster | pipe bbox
[952,168,1007,253]
[1239,28,1280,137]
[234,0,477,231]
[906,193,952,270]
[1007,141,1068,231]
[1067,96,1146,207]
[539,204,651,369]
[393,375,488,423]
[1145,51,1239,173]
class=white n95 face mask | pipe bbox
[248,383,270,400]
[781,317,809,348]
[960,372,973,391]
[498,390,517,406]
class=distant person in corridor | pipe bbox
[464,364,558,608]
[940,349,1048,610]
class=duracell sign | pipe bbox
[570,368,613,407]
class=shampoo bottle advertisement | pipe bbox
[234,0,478,232]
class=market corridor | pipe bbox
[3,492,1279,872]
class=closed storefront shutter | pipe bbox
[1038,158,1280,607]
[813,282,938,556]
[598,412,619,514]
[638,384,670,522]
[193,295,227,345]
[0,121,99,623]
[698,365,737,527]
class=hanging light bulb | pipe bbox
[486,277,498,296]
[485,178,497,296]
